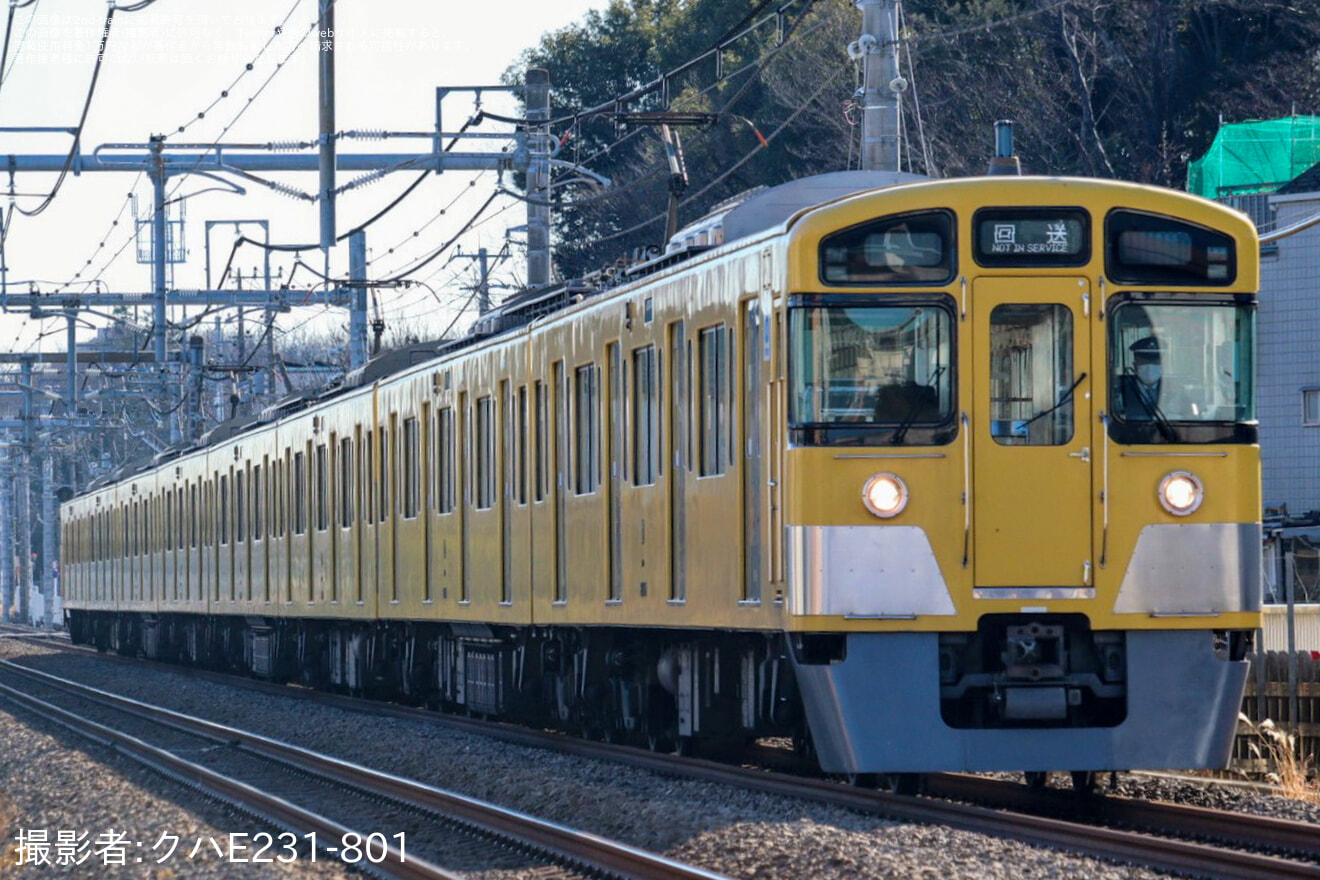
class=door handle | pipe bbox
[1069,447,1091,463]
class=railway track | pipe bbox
[6,635,1320,879]
[0,656,734,880]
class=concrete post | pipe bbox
[41,453,55,628]
[0,450,11,623]
[525,68,552,288]
[318,0,337,251]
[856,0,901,172]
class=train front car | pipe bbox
[781,177,1261,778]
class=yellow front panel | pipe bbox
[972,277,1094,588]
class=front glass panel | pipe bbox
[1108,297,1256,444]
[820,211,954,285]
[988,304,1075,446]
[789,297,955,446]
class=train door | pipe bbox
[741,300,763,603]
[972,277,1093,589]
[607,342,623,602]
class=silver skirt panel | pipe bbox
[786,525,955,618]
[791,630,1247,773]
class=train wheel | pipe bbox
[1024,771,1049,790]
[881,773,921,796]
[675,735,699,758]
[847,773,879,789]
[1070,771,1099,796]
[646,732,674,754]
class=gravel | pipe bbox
[0,701,354,878]
[5,636,1303,879]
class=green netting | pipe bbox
[1187,117,1320,198]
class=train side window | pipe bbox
[699,324,728,477]
[219,476,230,545]
[237,469,247,544]
[293,451,307,535]
[364,432,375,525]
[534,381,547,502]
[315,444,329,531]
[633,344,659,485]
[403,417,419,519]
[253,465,263,540]
[340,437,354,526]
[988,304,1075,446]
[574,364,599,494]
[379,425,391,522]
[438,408,455,513]
[474,397,495,509]
[518,385,529,505]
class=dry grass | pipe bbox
[1241,713,1320,804]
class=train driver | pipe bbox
[1119,336,1199,421]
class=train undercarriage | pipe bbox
[65,610,805,755]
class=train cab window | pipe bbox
[190,485,198,548]
[820,211,954,284]
[988,304,1076,446]
[1106,210,1236,285]
[1108,296,1256,444]
[789,296,956,446]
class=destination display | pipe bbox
[974,209,1089,266]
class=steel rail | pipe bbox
[0,659,733,880]
[926,773,1320,862]
[0,680,449,880]
[13,640,1320,879]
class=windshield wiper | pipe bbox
[1132,382,1180,442]
[889,365,945,445]
[1019,372,1087,432]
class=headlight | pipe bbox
[1158,471,1203,516]
[862,472,909,518]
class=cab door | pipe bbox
[972,277,1093,589]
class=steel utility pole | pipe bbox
[856,0,902,172]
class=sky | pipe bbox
[0,0,609,359]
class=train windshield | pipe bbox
[1108,298,1256,443]
[789,298,955,445]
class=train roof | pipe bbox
[71,170,927,501]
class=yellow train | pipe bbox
[61,171,1261,784]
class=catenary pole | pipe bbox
[0,448,11,623]
[41,453,54,629]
